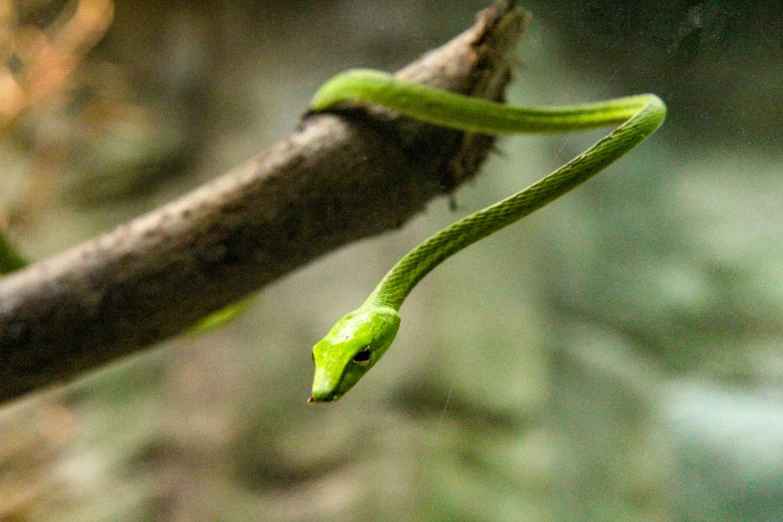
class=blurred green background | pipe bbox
[1,0,782,521]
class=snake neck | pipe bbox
[365,193,536,311]
[364,232,457,311]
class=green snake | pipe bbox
[308,69,666,403]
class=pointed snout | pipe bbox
[307,391,339,404]
[308,366,342,404]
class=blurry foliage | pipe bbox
[0,0,113,230]
[0,0,113,125]
[0,394,75,522]
[0,227,25,272]
[0,0,197,252]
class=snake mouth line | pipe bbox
[308,374,345,403]
[307,392,341,404]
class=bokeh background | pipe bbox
[1,0,782,520]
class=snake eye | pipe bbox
[352,347,372,366]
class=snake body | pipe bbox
[309,69,666,403]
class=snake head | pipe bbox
[309,305,400,403]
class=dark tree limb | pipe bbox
[0,1,528,404]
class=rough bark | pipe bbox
[0,1,528,403]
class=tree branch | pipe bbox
[0,1,528,404]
